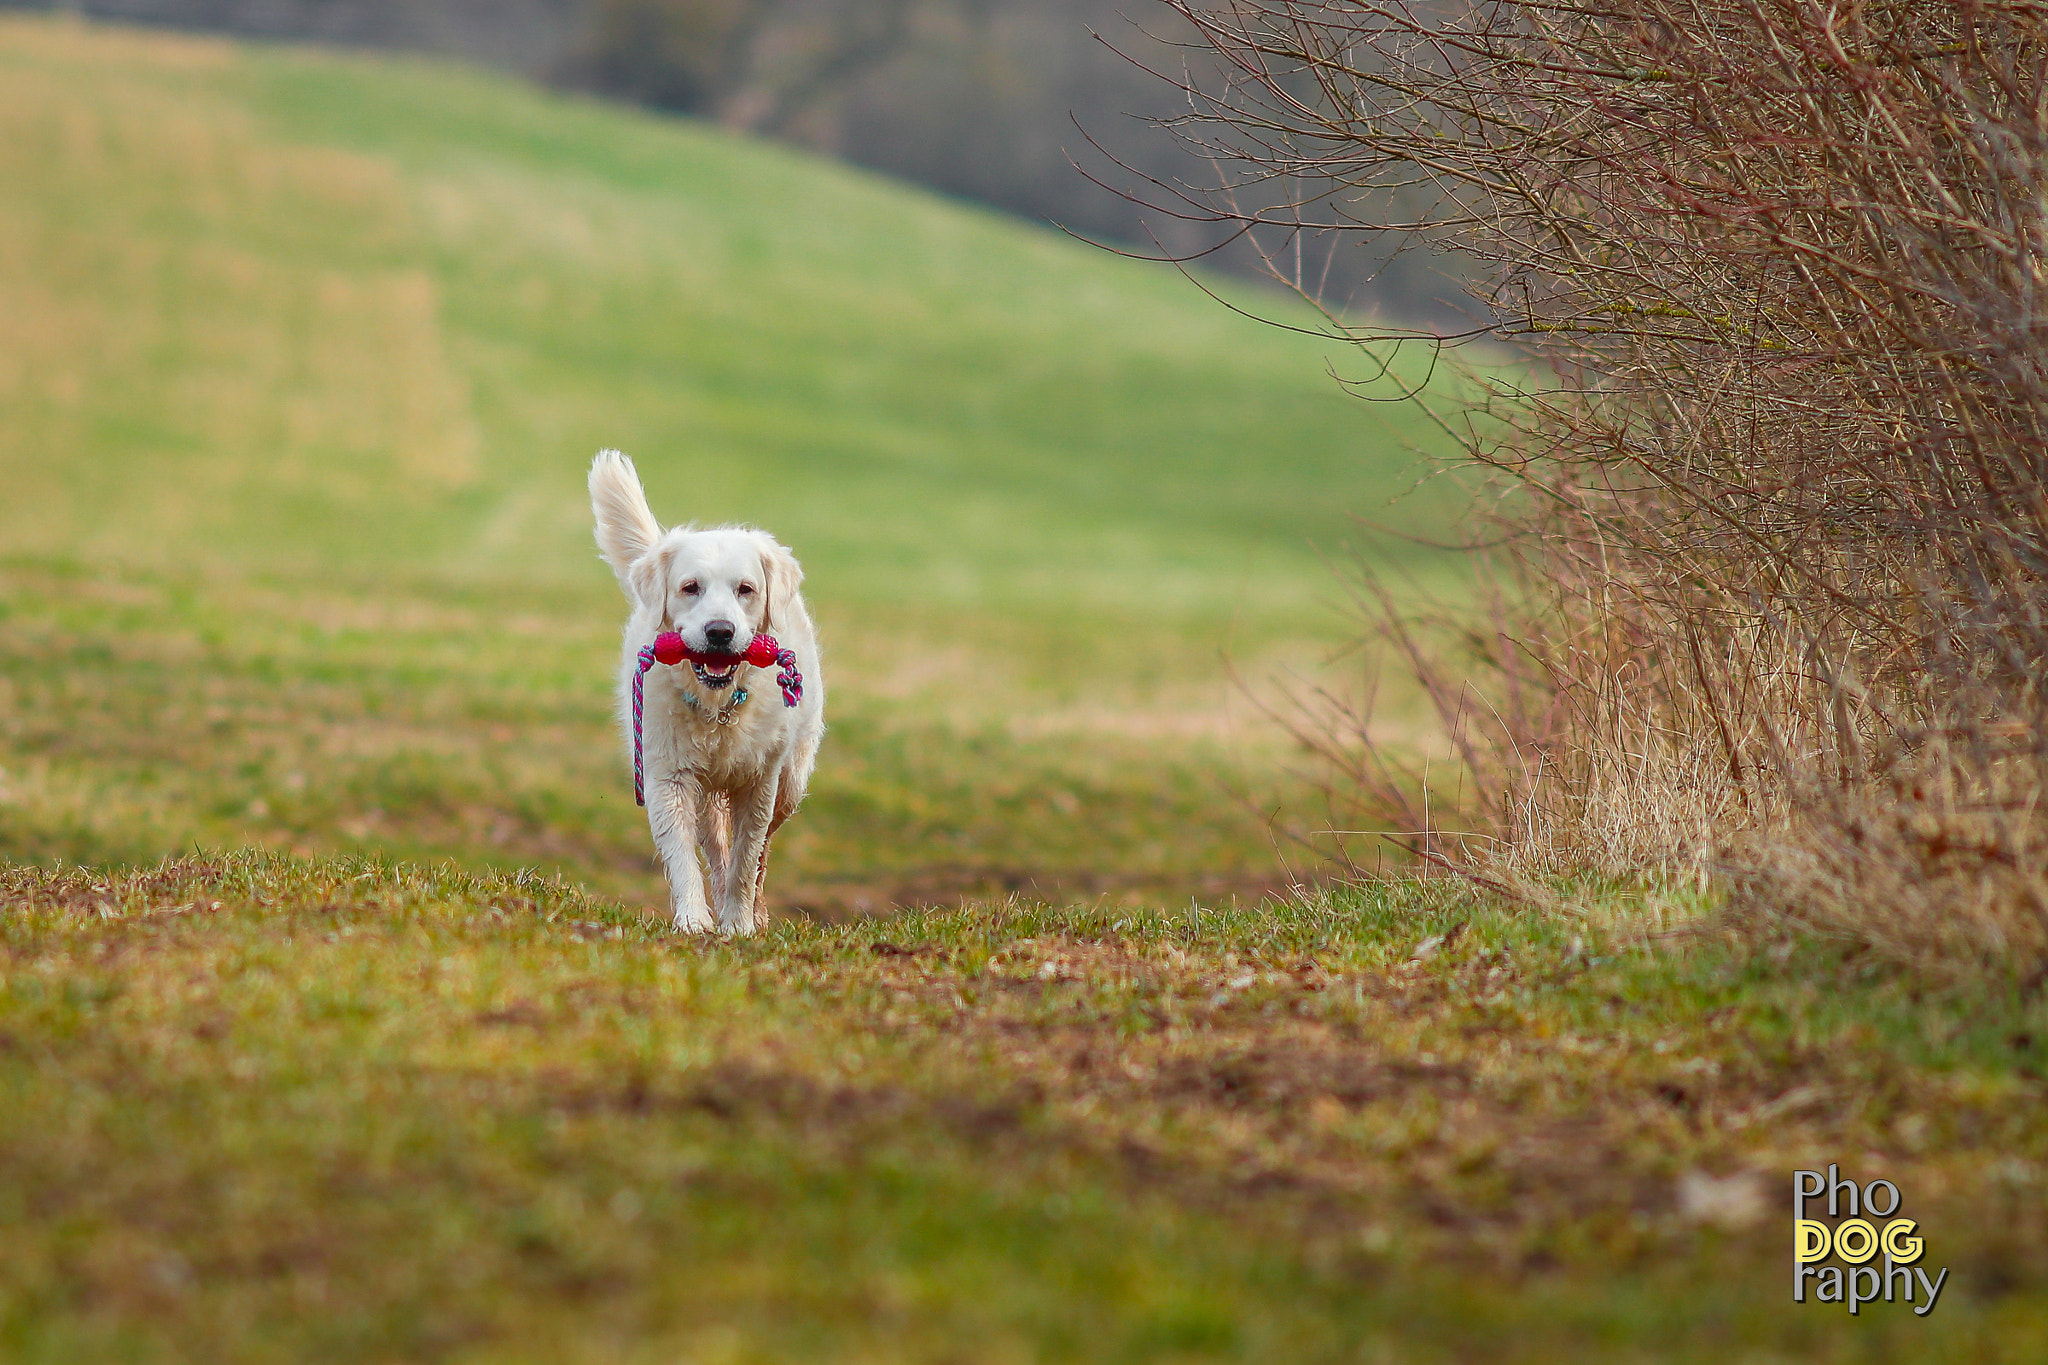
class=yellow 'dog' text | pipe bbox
[1794,1217,1923,1265]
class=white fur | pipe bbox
[589,449,825,934]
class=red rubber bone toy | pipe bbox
[630,631,803,806]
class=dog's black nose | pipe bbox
[704,619,736,651]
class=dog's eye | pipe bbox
[736,583,756,597]
[679,581,701,596]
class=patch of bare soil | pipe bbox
[530,1058,1388,1237]
[777,933,1991,1265]
[778,867,1295,921]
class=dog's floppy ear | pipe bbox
[749,532,804,632]
[627,541,677,616]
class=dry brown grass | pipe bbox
[1146,0,2048,981]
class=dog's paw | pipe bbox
[671,907,717,934]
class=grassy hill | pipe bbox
[0,15,1463,615]
[0,13,1468,907]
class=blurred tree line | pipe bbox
[8,0,1470,325]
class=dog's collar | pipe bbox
[681,685,750,726]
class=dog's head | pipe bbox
[630,527,803,687]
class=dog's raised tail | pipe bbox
[589,449,663,596]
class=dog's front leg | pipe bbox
[646,773,714,933]
[697,793,731,904]
[717,775,780,936]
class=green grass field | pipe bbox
[2,14,2045,1364]
[0,13,1469,908]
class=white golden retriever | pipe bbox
[589,449,825,934]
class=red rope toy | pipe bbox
[631,631,803,806]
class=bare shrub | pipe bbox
[1147,0,2048,978]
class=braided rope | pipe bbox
[632,642,657,806]
[632,632,803,807]
[774,649,802,707]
